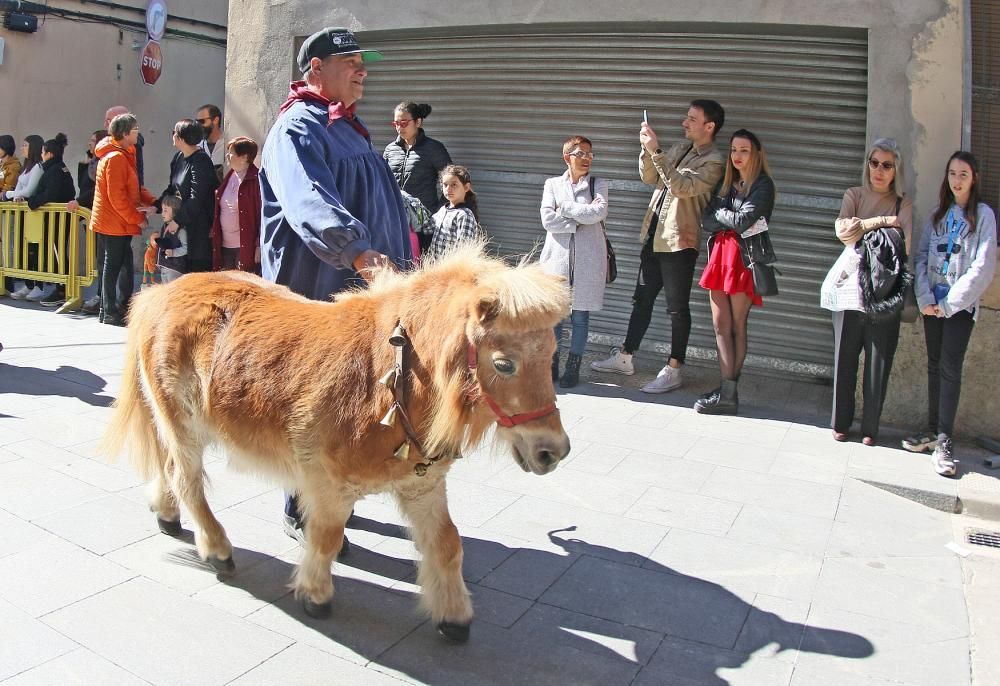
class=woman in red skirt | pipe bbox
[696,129,776,414]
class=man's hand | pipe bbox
[352,249,397,281]
[66,200,80,212]
[639,123,660,155]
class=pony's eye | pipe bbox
[492,358,516,376]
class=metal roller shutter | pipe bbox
[357,23,868,377]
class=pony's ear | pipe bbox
[471,290,500,324]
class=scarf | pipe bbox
[279,81,370,140]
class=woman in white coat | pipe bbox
[540,135,609,388]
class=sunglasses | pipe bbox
[391,119,414,127]
[568,150,595,160]
[868,158,895,172]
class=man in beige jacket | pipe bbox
[592,99,725,392]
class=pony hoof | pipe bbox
[208,555,236,576]
[337,535,351,559]
[437,621,471,643]
[156,517,183,537]
[303,598,332,619]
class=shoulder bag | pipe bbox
[741,217,779,297]
[589,176,617,283]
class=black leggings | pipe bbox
[923,310,975,438]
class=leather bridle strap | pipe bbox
[466,342,557,428]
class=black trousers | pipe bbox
[923,310,975,438]
[100,235,134,320]
[623,237,698,363]
[831,310,901,438]
[93,233,132,301]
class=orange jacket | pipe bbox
[90,137,155,236]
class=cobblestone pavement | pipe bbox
[2,299,998,685]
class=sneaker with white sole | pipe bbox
[25,286,45,302]
[641,365,682,394]
[40,289,66,307]
[901,431,938,453]
[590,347,635,376]
[930,437,956,477]
[81,296,101,315]
[9,285,30,300]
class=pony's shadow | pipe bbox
[0,361,113,407]
[199,516,873,685]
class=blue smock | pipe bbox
[259,100,411,300]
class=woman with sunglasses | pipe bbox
[540,135,609,388]
[826,138,912,445]
[383,102,452,251]
[904,151,996,476]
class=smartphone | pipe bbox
[643,109,648,125]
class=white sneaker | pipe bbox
[25,286,45,302]
[590,348,634,375]
[641,365,682,394]
[9,285,30,300]
[930,437,956,477]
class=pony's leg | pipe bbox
[292,477,355,618]
[394,478,473,642]
[168,439,234,574]
[147,459,182,536]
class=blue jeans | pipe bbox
[555,309,590,356]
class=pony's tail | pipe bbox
[99,326,163,481]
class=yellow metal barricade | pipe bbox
[0,203,95,313]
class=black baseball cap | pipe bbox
[297,27,383,73]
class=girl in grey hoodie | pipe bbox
[905,151,997,476]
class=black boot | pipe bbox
[559,353,582,388]
[551,351,560,382]
[695,378,738,415]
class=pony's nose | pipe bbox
[536,434,571,470]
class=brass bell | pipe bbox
[389,323,407,347]
[379,403,399,427]
[378,368,397,390]
[393,441,410,461]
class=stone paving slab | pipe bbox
[2,300,999,685]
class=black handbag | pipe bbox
[590,177,617,283]
[751,262,780,297]
[740,221,779,296]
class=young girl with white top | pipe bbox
[904,151,997,477]
[426,164,481,260]
[540,135,609,388]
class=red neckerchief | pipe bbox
[279,81,370,140]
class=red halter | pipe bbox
[466,342,558,428]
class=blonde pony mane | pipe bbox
[341,241,570,459]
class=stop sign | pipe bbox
[140,39,163,85]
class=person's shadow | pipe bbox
[167,514,873,685]
[0,361,113,407]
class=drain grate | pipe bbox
[966,528,1000,549]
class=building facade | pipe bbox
[225,0,998,436]
[0,0,227,197]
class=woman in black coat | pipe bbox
[159,119,219,273]
[383,102,452,251]
[26,133,77,305]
